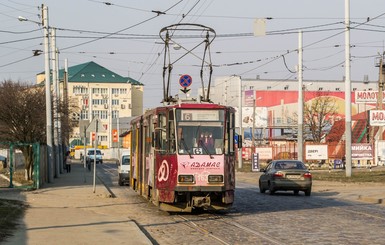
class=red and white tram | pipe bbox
[130,102,237,212]
[129,23,237,212]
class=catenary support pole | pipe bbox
[298,30,304,162]
[51,27,60,178]
[43,4,54,183]
[345,0,352,177]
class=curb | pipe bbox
[358,195,384,204]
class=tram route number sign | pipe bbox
[179,74,192,94]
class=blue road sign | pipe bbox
[179,74,192,88]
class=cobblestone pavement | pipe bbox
[96,164,385,245]
[1,163,384,244]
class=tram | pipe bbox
[129,23,238,212]
[130,102,237,212]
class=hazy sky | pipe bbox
[1,0,384,109]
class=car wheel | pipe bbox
[259,180,266,193]
[305,188,311,196]
[268,182,275,195]
[293,190,299,195]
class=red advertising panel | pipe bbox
[112,129,118,142]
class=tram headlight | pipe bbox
[178,175,194,183]
[208,175,223,183]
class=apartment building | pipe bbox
[37,61,143,148]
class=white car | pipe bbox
[86,148,103,165]
[118,150,130,186]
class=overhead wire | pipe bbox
[237,11,385,77]
[0,55,36,68]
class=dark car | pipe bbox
[259,160,312,196]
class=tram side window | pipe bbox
[168,110,176,153]
[229,111,235,154]
[159,114,167,153]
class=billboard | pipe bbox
[306,145,328,160]
[351,143,373,160]
[242,107,268,128]
[355,90,385,104]
[370,110,385,126]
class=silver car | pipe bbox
[259,160,312,196]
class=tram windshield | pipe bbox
[176,109,224,155]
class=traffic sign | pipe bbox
[179,74,192,88]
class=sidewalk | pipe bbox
[1,162,152,245]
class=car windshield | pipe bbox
[122,156,130,165]
[88,150,101,155]
[275,161,306,170]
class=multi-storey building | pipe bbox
[37,61,143,149]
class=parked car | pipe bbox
[86,148,103,165]
[118,149,130,186]
[259,160,312,196]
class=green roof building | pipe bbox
[37,61,143,149]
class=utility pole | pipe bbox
[344,0,352,177]
[42,4,54,183]
[252,95,256,154]
[93,119,98,193]
[376,57,385,141]
[237,76,243,169]
[57,46,63,175]
[64,59,69,158]
[51,27,60,178]
[298,30,304,162]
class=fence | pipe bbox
[242,142,347,163]
[0,142,41,189]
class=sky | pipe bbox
[1,0,385,110]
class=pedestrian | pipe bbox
[65,151,71,173]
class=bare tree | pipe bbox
[0,80,75,180]
[0,80,46,179]
[303,92,338,143]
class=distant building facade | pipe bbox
[205,76,378,142]
[37,61,143,148]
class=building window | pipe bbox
[101,88,108,94]
[80,110,88,120]
[112,110,119,119]
[335,88,340,91]
[100,111,107,119]
[92,88,107,94]
[119,88,127,94]
[319,87,323,91]
[112,88,119,94]
[73,86,88,94]
[284,85,289,90]
[92,99,108,105]
[99,135,108,142]
[91,110,107,120]
[92,110,100,119]
[112,99,119,105]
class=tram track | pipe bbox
[95,165,385,244]
[176,212,284,245]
